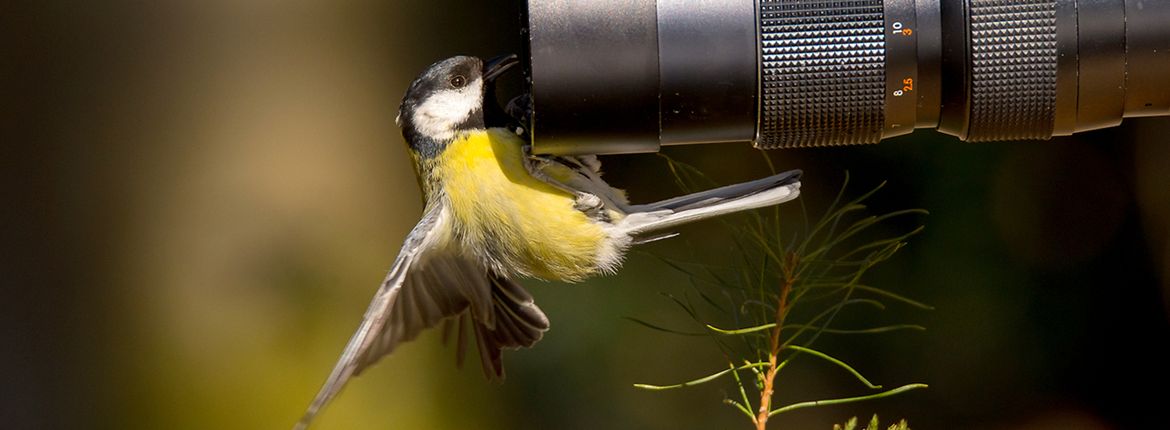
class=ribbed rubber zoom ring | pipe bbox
[966,0,1058,141]
[758,0,886,149]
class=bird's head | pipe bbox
[397,55,518,157]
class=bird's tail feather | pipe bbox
[617,170,802,237]
[632,169,802,212]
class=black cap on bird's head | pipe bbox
[398,55,518,157]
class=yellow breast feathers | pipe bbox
[434,128,611,281]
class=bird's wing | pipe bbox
[557,155,631,207]
[295,202,548,429]
[524,152,634,215]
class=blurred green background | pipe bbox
[4,1,1169,429]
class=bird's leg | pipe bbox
[521,145,605,216]
[505,94,532,135]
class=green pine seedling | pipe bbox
[633,156,927,430]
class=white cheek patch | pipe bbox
[413,81,483,140]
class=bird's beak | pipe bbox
[483,54,519,82]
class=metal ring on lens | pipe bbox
[883,0,920,138]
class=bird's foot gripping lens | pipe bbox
[484,53,519,82]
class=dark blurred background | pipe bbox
[3,1,1168,429]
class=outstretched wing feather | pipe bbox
[296,201,550,429]
[297,204,473,428]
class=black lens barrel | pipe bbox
[524,0,1170,155]
[526,0,761,154]
[939,0,1170,142]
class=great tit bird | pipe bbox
[295,55,802,428]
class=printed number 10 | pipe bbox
[892,22,913,36]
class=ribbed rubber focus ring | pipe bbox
[966,0,1058,141]
[758,0,886,149]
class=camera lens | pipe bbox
[524,0,1170,154]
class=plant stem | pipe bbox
[756,252,798,430]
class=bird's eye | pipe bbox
[449,75,467,88]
